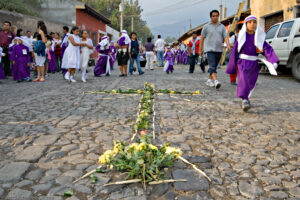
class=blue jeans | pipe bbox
[157,50,164,67]
[129,53,143,74]
[207,52,222,74]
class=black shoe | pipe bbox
[231,82,237,86]
[119,74,124,77]
[189,72,193,74]
[124,74,127,77]
[106,74,110,76]
[242,100,251,112]
[151,69,154,70]
[139,72,144,75]
[17,80,23,83]
[166,72,169,74]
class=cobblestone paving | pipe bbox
[0,65,299,200]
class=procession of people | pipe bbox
[0,9,279,112]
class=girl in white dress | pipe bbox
[80,30,94,82]
[61,26,85,82]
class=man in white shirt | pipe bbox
[155,35,165,67]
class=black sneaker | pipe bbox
[139,72,144,75]
[119,74,124,77]
[242,100,251,112]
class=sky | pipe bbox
[139,0,246,39]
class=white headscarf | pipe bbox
[99,36,109,50]
[121,30,131,45]
[238,15,266,52]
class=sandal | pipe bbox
[33,79,40,82]
[39,78,45,82]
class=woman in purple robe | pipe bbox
[94,36,111,77]
[226,15,279,112]
[176,48,182,64]
[109,41,117,70]
[61,27,69,76]
[10,37,31,82]
[164,47,175,74]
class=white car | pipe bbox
[265,18,300,81]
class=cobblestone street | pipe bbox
[0,65,299,200]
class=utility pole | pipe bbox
[131,16,134,32]
[119,0,124,31]
[189,18,192,29]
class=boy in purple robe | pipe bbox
[182,50,188,65]
[94,36,111,77]
[109,41,117,70]
[176,48,182,64]
[226,15,279,112]
[164,46,174,74]
[48,38,57,73]
[61,26,69,76]
[0,47,6,80]
[10,37,31,82]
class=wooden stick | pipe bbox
[103,179,142,186]
[130,93,144,142]
[73,168,97,184]
[152,98,156,141]
[142,164,146,191]
[178,156,211,182]
[149,179,187,185]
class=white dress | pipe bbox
[61,34,81,69]
[80,38,93,70]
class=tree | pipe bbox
[0,0,43,16]
[79,0,153,43]
[165,36,178,44]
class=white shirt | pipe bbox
[155,39,165,51]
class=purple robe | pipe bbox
[182,51,188,65]
[109,46,117,67]
[226,33,279,100]
[48,50,56,72]
[0,63,6,80]
[61,43,68,75]
[94,44,110,76]
[164,51,174,73]
[10,44,30,80]
[176,49,182,64]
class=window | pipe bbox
[265,24,280,40]
[277,21,294,38]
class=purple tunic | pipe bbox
[109,46,117,67]
[226,33,279,100]
[176,49,182,64]
[164,51,174,73]
[61,43,68,75]
[0,63,6,79]
[94,44,110,76]
[48,50,56,72]
[10,44,30,80]
[182,51,188,65]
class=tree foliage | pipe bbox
[0,0,43,16]
[79,0,153,43]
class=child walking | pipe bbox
[226,15,279,112]
[164,46,175,74]
[80,30,94,82]
[61,26,84,83]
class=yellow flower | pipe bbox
[129,143,138,150]
[165,147,182,158]
[195,90,200,95]
[170,91,175,94]
[137,143,146,151]
[111,90,117,93]
[137,89,142,94]
[110,164,114,170]
[148,144,158,151]
[113,145,119,154]
[98,150,114,164]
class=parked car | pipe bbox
[265,18,300,81]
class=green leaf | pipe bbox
[90,174,98,184]
[64,190,74,197]
[137,159,144,165]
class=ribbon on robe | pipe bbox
[99,54,111,75]
[190,37,200,56]
[164,61,169,72]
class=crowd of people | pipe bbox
[0,9,280,112]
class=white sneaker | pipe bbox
[64,71,70,80]
[70,76,76,83]
[81,77,86,83]
[206,79,214,87]
[215,80,221,89]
